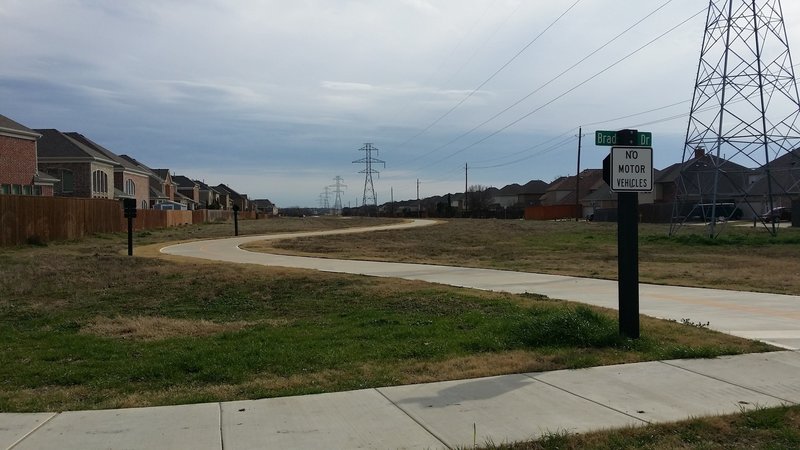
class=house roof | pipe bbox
[153,169,174,184]
[172,175,198,189]
[214,183,244,199]
[0,114,40,139]
[64,132,150,177]
[541,169,605,205]
[657,152,755,198]
[35,129,117,164]
[750,148,800,195]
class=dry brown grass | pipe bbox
[79,316,285,341]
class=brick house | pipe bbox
[172,175,200,204]
[36,129,150,206]
[215,183,249,210]
[64,132,150,208]
[0,114,57,196]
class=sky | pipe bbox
[3,0,800,207]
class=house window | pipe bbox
[0,184,10,195]
[22,185,32,195]
[33,185,42,196]
[125,179,136,196]
[11,185,21,195]
[92,170,109,196]
[61,170,74,193]
[141,200,148,209]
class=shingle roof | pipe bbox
[172,175,198,189]
[0,114,39,137]
[35,129,116,163]
[64,132,149,176]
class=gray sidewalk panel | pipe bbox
[221,389,444,450]
[667,351,800,403]
[12,404,220,450]
[378,374,643,449]
[533,361,786,424]
[0,413,55,449]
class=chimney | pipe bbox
[694,146,705,159]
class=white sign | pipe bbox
[610,147,653,192]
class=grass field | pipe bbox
[249,219,800,294]
[0,217,773,412]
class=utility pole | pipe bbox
[352,143,386,208]
[464,162,469,215]
[390,187,394,216]
[417,178,421,218]
[575,127,585,221]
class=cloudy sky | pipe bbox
[3,0,800,207]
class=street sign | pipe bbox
[595,130,652,147]
[609,147,653,193]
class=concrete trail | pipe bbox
[161,219,800,351]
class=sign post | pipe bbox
[598,130,653,339]
[123,198,137,256]
[232,204,240,236]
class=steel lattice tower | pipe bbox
[352,143,385,207]
[330,176,347,215]
[670,0,800,237]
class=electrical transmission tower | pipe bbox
[330,176,347,215]
[352,143,385,207]
[319,187,331,214]
[670,0,800,237]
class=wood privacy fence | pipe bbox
[1,195,257,246]
[524,205,581,221]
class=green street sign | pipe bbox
[595,130,652,147]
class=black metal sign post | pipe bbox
[617,191,640,338]
[123,198,137,256]
[232,204,240,236]
[599,129,653,339]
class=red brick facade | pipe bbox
[0,134,37,186]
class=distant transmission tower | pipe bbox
[670,0,800,237]
[330,176,347,215]
[352,143,385,207]
[319,187,331,214]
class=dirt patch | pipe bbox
[80,316,278,341]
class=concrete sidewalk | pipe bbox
[4,351,800,449]
[5,220,800,449]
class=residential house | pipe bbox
[195,179,221,209]
[118,155,169,209]
[37,129,119,200]
[251,198,278,216]
[172,175,200,205]
[539,169,605,207]
[0,114,56,196]
[655,147,757,218]
[749,148,800,214]
[63,132,150,208]
[214,183,249,210]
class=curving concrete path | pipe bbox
[5,219,800,450]
[160,219,800,351]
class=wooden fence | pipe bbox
[524,205,581,221]
[1,196,124,246]
[1,195,260,246]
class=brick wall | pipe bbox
[0,135,37,185]
[39,162,92,197]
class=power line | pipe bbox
[425,7,707,168]
[405,0,678,171]
[396,0,585,153]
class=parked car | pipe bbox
[689,203,743,221]
[761,207,791,222]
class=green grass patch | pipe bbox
[483,404,800,449]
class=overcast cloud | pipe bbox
[3,0,800,206]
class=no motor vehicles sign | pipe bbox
[610,147,653,193]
